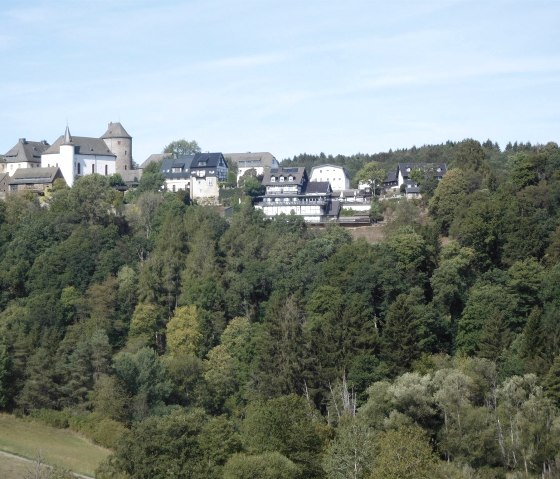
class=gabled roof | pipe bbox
[9,167,62,184]
[101,122,132,139]
[225,152,277,168]
[44,135,115,157]
[262,166,307,186]
[4,138,50,163]
[140,153,172,169]
[160,155,195,179]
[310,164,350,179]
[384,170,398,183]
[191,152,227,169]
[305,181,332,194]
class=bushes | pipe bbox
[30,408,70,428]
[68,412,126,449]
[30,409,126,449]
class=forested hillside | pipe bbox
[0,140,560,478]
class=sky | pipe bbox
[1,0,559,163]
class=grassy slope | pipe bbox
[0,414,110,477]
[0,453,32,479]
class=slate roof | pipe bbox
[140,153,172,169]
[305,181,332,194]
[190,152,227,169]
[44,135,115,157]
[4,139,50,163]
[101,122,132,139]
[384,169,398,184]
[160,155,195,178]
[262,166,307,186]
[225,152,277,168]
[9,167,62,185]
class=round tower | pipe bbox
[101,122,133,173]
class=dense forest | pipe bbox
[1,139,560,478]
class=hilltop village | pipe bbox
[0,122,447,223]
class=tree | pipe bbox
[241,394,326,478]
[166,305,202,357]
[323,417,376,479]
[164,139,201,158]
[223,452,300,479]
[368,425,440,479]
[428,168,469,235]
[355,162,385,196]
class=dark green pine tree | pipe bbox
[520,307,548,373]
[543,356,560,407]
[478,310,509,362]
[381,290,422,375]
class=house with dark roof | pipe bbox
[2,138,50,176]
[159,152,228,204]
[8,167,64,194]
[255,167,339,222]
[160,155,195,192]
[396,162,447,188]
[225,152,279,184]
[189,153,228,204]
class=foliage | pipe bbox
[163,139,201,158]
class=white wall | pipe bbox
[310,166,349,191]
[42,146,115,187]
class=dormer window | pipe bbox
[288,176,294,181]
[279,176,285,182]
[406,167,411,172]
[271,177,276,182]
[437,167,441,172]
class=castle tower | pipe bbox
[101,122,132,174]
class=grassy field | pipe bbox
[0,414,111,477]
[0,452,33,478]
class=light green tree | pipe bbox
[163,139,201,158]
[355,162,386,196]
[166,304,202,357]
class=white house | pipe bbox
[2,138,50,176]
[255,167,339,223]
[396,162,447,188]
[189,153,228,204]
[160,155,195,192]
[41,126,117,187]
[310,164,350,191]
[225,152,279,184]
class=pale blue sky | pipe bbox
[1,0,559,163]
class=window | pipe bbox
[105,165,108,175]
[92,164,95,174]
[77,163,81,175]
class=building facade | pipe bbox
[41,126,116,187]
[2,138,50,176]
[310,164,350,191]
[255,167,339,223]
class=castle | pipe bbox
[41,122,133,187]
